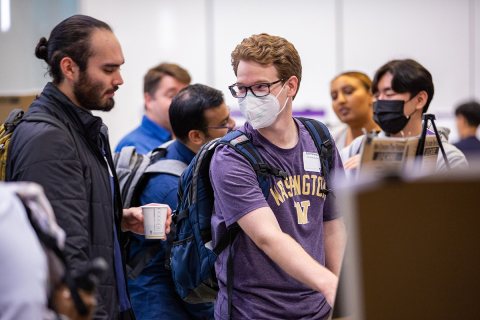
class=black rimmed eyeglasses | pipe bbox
[208,117,235,130]
[228,79,284,98]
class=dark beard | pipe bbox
[73,71,118,111]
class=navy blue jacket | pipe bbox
[454,136,480,163]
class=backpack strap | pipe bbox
[115,147,151,208]
[211,224,241,320]
[3,109,24,134]
[165,138,220,271]
[126,242,164,280]
[188,138,220,206]
[170,138,219,226]
[2,111,79,183]
[226,226,240,320]
[218,130,288,181]
[9,110,79,158]
[212,225,241,256]
[146,140,187,177]
[150,140,175,162]
[296,117,335,197]
[23,113,76,146]
[145,159,187,177]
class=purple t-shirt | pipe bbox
[210,119,344,320]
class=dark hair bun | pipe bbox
[35,37,49,61]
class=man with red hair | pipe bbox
[210,33,346,320]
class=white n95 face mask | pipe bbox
[238,82,289,129]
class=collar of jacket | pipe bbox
[32,82,105,144]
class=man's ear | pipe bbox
[286,76,298,98]
[456,114,467,129]
[144,92,154,111]
[60,57,79,82]
[415,90,428,111]
[188,129,205,146]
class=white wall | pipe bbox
[211,0,337,115]
[341,0,475,141]
[476,0,480,98]
[1,0,477,147]
[0,0,77,94]
[79,0,209,148]
[78,0,479,148]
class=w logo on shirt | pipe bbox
[294,201,310,224]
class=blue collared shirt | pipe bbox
[115,115,172,154]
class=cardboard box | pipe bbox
[0,94,38,123]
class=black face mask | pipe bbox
[373,100,416,134]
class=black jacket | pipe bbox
[6,83,135,320]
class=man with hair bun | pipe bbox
[6,14,172,320]
[209,33,346,319]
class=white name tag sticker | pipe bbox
[303,152,321,172]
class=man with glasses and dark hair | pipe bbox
[127,84,234,320]
[210,33,346,319]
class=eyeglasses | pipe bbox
[208,117,234,130]
[228,79,284,98]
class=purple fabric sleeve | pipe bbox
[209,143,269,227]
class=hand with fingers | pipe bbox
[122,204,172,238]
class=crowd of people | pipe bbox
[1,13,479,320]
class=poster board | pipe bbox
[358,132,439,180]
[332,169,480,320]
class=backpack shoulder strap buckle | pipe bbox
[266,164,288,179]
[252,162,267,172]
[322,139,333,150]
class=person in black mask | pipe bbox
[372,59,433,137]
[341,59,468,174]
